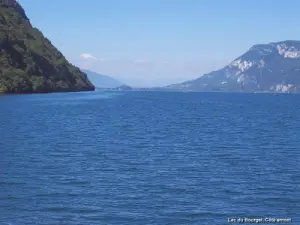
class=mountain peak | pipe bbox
[230,40,300,69]
[82,69,123,88]
[0,0,94,93]
[0,0,28,20]
[0,0,17,6]
[269,40,300,45]
[167,40,300,93]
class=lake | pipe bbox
[0,91,299,224]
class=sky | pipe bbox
[18,0,300,87]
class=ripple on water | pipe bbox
[0,92,299,225]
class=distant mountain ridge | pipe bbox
[82,69,123,88]
[167,40,300,93]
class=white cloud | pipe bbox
[80,53,98,61]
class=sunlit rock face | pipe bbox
[167,40,300,93]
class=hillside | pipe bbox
[167,40,300,93]
[82,69,123,88]
[0,0,95,93]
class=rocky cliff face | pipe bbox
[0,0,95,93]
[167,40,300,93]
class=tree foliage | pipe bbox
[0,2,95,93]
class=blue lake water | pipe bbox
[0,91,299,224]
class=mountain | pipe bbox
[0,0,94,93]
[81,69,123,88]
[167,40,300,93]
[113,84,132,91]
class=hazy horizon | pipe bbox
[18,0,300,87]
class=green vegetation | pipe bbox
[0,1,95,93]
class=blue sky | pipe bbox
[19,0,300,87]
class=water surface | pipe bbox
[0,91,299,224]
